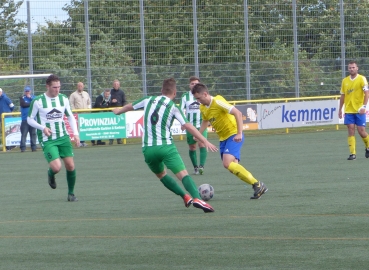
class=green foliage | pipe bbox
[1,0,369,100]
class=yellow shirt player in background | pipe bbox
[192,83,267,199]
[338,61,369,160]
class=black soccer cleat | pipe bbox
[250,181,268,199]
[48,171,57,189]
[347,154,356,160]
[365,148,369,158]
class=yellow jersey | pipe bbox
[340,74,369,113]
[200,95,237,141]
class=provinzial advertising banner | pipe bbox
[78,112,126,140]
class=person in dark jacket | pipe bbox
[91,89,111,146]
[0,88,15,151]
[109,80,127,145]
[0,88,15,120]
[19,86,37,152]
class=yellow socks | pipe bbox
[228,162,258,185]
[348,136,356,155]
[361,135,369,149]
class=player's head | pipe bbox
[45,74,61,98]
[161,78,177,99]
[46,74,60,86]
[191,83,211,106]
[348,61,359,76]
[189,76,200,91]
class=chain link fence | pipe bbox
[1,0,369,108]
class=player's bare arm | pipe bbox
[338,94,345,118]
[230,107,243,142]
[199,120,209,134]
[113,103,134,115]
[183,123,218,152]
[359,91,369,115]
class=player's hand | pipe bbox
[43,127,52,137]
[233,133,243,142]
[338,110,343,119]
[112,108,121,115]
[358,107,366,115]
[205,141,218,152]
[73,135,80,147]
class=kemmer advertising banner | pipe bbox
[258,100,340,129]
[78,112,126,140]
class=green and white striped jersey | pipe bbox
[132,95,188,147]
[180,91,202,128]
[28,93,77,143]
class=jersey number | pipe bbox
[150,109,159,125]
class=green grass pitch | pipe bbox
[1,129,368,269]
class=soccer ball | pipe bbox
[198,184,214,201]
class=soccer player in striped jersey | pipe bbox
[192,83,268,200]
[27,74,80,202]
[180,76,208,175]
[338,61,369,160]
[113,78,218,212]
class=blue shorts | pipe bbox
[344,113,366,127]
[219,134,244,161]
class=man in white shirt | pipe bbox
[69,82,91,147]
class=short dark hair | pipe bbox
[162,78,176,95]
[46,74,60,85]
[191,83,208,95]
[348,60,358,66]
[189,76,200,83]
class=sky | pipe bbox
[16,0,70,31]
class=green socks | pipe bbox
[182,175,200,199]
[160,174,186,197]
[66,169,76,195]
[189,150,198,167]
[199,147,207,167]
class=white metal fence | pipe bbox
[1,0,368,106]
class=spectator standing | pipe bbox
[109,79,127,145]
[0,88,15,151]
[19,86,37,152]
[69,82,91,147]
[91,89,111,146]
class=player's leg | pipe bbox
[198,129,208,175]
[43,141,62,189]
[344,114,356,160]
[144,146,187,201]
[221,134,267,199]
[59,136,78,201]
[187,131,199,174]
[355,114,369,158]
[164,146,214,212]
